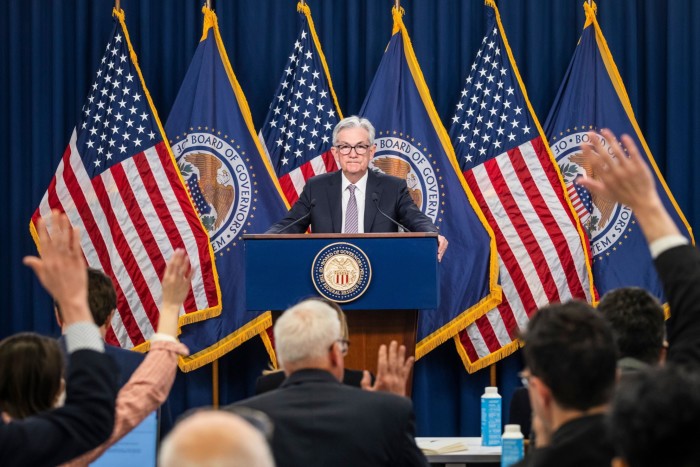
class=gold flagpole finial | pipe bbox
[300,0,306,6]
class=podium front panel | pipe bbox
[244,234,438,311]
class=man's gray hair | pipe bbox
[332,115,376,146]
[274,299,341,368]
[158,410,275,467]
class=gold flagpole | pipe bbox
[206,0,211,9]
[115,0,120,11]
[395,0,400,9]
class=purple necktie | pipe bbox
[345,184,358,233]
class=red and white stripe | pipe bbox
[458,137,592,365]
[276,150,338,204]
[33,129,219,348]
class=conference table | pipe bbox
[416,437,501,466]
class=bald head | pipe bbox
[159,411,274,467]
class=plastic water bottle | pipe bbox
[501,424,525,466]
[481,386,502,446]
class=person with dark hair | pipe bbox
[515,301,617,467]
[0,211,118,466]
[55,268,144,388]
[597,287,666,373]
[0,334,64,420]
[609,366,700,467]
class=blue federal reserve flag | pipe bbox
[360,8,501,359]
[544,1,693,300]
[165,7,288,371]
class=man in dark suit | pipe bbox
[0,212,117,466]
[55,268,144,388]
[227,299,427,467]
[267,115,448,261]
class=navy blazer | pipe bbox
[267,170,438,233]
[59,335,144,388]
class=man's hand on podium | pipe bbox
[438,235,448,262]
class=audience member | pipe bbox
[597,287,666,373]
[0,212,117,466]
[609,366,700,467]
[159,410,275,467]
[228,298,426,467]
[0,334,64,420]
[579,129,700,370]
[514,301,617,467]
[255,297,372,394]
[62,249,191,465]
[579,129,700,465]
[55,268,144,388]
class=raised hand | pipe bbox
[361,340,414,397]
[24,211,92,325]
[157,249,193,337]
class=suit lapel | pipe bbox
[329,171,343,232]
[364,170,381,232]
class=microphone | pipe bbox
[277,199,316,233]
[372,193,410,232]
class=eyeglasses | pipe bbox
[331,339,350,356]
[518,370,533,388]
[335,143,371,155]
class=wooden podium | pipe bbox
[243,233,439,388]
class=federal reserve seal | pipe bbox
[312,243,372,303]
[372,135,440,222]
[171,132,252,253]
[551,130,633,258]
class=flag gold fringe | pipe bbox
[178,312,273,372]
[454,334,523,373]
[259,328,278,368]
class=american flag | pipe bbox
[31,10,220,350]
[258,2,342,205]
[449,1,593,371]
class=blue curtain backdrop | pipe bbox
[2,0,699,437]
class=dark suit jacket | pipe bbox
[513,414,614,467]
[266,170,438,233]
[230,369,427,467]
[0,350,118,467]
[254,368,370,395]
[655,244,700,369]
[59,335,144,388]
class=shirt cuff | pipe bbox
[649,235,689,259]
[64,322,105,354]
[151,333,179,344]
